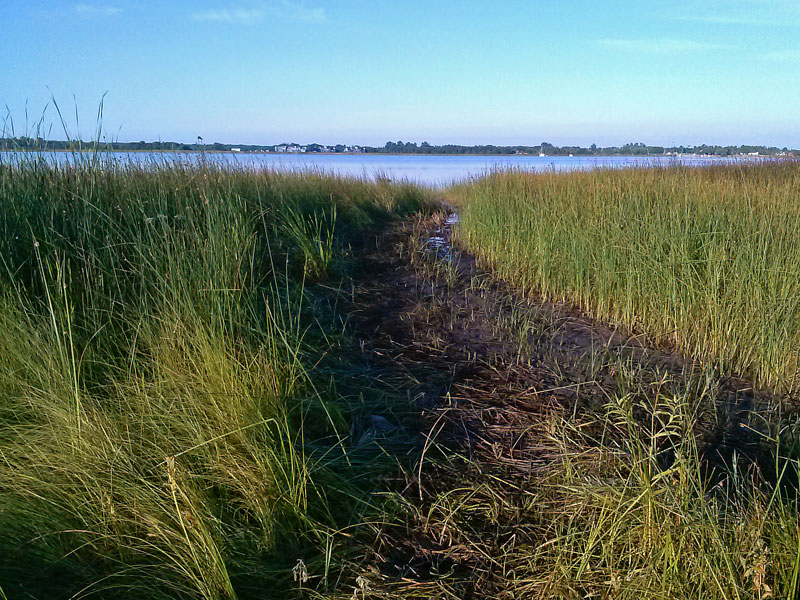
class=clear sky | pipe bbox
[2,0,800,147]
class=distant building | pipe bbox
[231,148,241,152]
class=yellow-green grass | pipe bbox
[0,156,433,599]
[451,162,800,393]
[378,387,800,600]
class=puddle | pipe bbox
[424,213,459,260]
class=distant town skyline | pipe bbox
[3,1,800,147]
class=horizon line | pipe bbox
[2,136,798,151]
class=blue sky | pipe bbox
[2,0,800,146]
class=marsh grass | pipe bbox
[5,152,800,600]
[343,215,800,600]
[403,387,800,599]
[0,155,433,599]
[451,162,800,394]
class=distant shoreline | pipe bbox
[0,149,779,159]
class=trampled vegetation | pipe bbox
[1,157,799,600]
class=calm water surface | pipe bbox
[2,151,745,187]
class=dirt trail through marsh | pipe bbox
[339,212,784,597]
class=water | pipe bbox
[1,150,749,187]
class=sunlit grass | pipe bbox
[5,153,800,599]
[451,161,800,393]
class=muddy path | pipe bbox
[346,211,777,459]
[335,211,790,597]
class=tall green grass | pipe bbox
[0,156,432,599]
[452,162,800,393]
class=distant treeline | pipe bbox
[1,136,796,157]
[371,141,797,156]
[1,137,224,152]
[0,137,361,153]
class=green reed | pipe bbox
[0,155,432,599]
[451,162,800,393]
